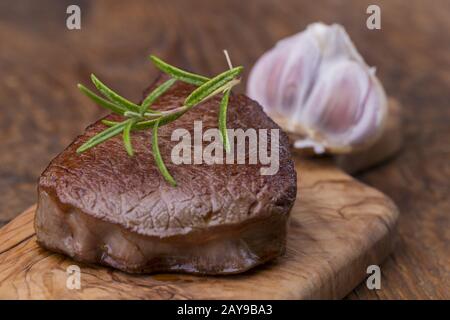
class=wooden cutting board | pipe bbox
[0,158,398,299]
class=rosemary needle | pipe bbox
[141,78,177,114]
[123,119,135,156]
[219,89,231,153]
[150,55,209,86]
[184,66,242,107]
[91,74,141,113]
[152,120,177,187]
[78,84,127,115]
[77,120,129,153]
[102,119,120,126]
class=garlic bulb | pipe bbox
[247,22,388,154]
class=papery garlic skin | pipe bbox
[247,22,388,154]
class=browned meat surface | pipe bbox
[35,76,297,274]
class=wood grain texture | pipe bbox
[0,0,448,299]
[0,159,398,300]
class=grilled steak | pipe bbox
[35,76,297,274]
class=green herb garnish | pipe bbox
[76,55,242,186]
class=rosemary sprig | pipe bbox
[76,54,242,186]
[152,119,177,187]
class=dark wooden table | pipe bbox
[0,0,448,299]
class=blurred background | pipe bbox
[0,0,448,299]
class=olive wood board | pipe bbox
[0,158,398,299]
